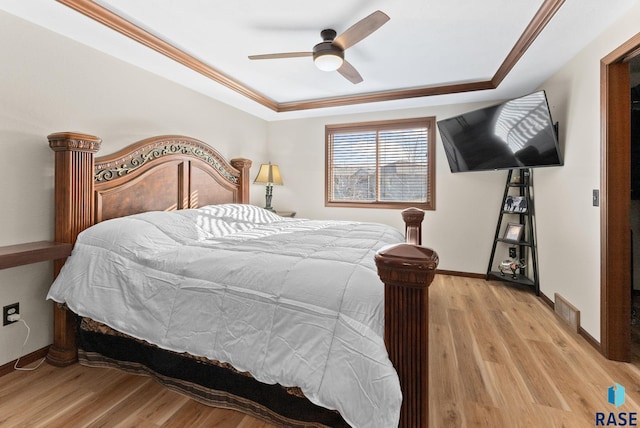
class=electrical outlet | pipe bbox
[3,303,19,326]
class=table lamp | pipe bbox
[254,162,283,211]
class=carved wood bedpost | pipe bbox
[402,207,424,246]
[375,209,438,428]
[47,132,101,367]
[230,158,252,203]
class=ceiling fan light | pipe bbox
[314,52,344,71]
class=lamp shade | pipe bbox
[254,163,283,185]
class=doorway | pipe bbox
[630,57,640,363]
[601,34,640,362]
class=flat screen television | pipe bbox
[437,90,563,173]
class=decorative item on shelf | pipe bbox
[503,223,524,242]
[254,162,283,212]
[499,258,527,279]
[503,196,527,213]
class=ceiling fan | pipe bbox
[248,10,390,84]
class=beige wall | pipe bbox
[0,11,268,366]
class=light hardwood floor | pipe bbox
[2,275,640,427]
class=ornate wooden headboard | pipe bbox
[46,131,251,365]
[48,132,251,241]
[92,135,251,222]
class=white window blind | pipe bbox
[326,117,435,209]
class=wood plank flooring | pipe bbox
[2,275,640,427]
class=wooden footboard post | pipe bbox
[47,132,102,367]
[402,207,424,246]
[375,209,438,428]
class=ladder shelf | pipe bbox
[486,169,539,295]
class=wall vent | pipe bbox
[554,293,580,332]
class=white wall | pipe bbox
[0,11,268,366]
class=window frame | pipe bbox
[325,117,436,210]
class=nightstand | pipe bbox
[276,211,296,218]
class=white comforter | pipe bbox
[47,204,404,427]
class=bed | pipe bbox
[45,132,439,427]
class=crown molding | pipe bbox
[57,0,565,113]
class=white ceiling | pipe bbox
[2,0,637,121]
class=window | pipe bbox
[325,117,435,210]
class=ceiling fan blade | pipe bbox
[337,60,363,84]
[333,10,390,50]
[248,52,312,60]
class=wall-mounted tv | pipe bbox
[437,90,563,173]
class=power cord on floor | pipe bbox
[11,317,46,371]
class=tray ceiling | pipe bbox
[1,0,636,120]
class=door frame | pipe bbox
[601,33,640,361]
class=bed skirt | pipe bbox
[78,318,349,428]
